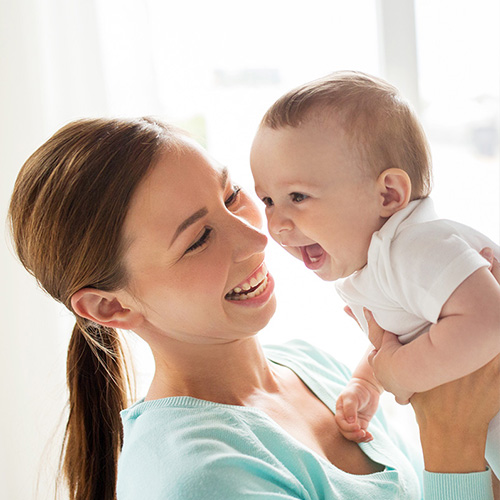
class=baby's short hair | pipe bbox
[261,71,432,200]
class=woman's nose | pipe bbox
[231,216,268,263]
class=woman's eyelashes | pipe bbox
[225,185,241,207]
[185,185,240,254]
[186,227,212,253]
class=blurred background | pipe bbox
[1,0,498,498]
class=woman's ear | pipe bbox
[71,288,143,330]
[376,168,412,217]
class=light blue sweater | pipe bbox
[117,340,493,499]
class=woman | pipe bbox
[8,117,499,500]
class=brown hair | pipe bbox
[8,117,180,500]
[261,70,432,199]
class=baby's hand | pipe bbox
[335,378,381,443]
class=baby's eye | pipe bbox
[290,192,308,203]
[261,196,274,207]
[186,227,212,253]
[225,185,241,207]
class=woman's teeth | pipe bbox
[226,268,269,301]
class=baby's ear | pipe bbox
[376,168,412,217]
[71,288,143,330]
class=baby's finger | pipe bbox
[336,399,359,429]
[340,394,360,426]
[337,425,371,443]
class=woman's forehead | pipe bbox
[123,144,228,238]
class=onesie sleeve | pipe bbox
[388,220,489,323]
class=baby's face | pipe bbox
[250,119,386,281]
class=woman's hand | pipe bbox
[411,353,500,473]
[363,310,414,404]
[412,247,500,473]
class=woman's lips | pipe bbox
[300,244,327,270]
[225,262,273,303]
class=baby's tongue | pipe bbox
[305,243,324,260]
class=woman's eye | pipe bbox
[290,192,308,203]
[261,196,274,207]
[225,185,241,207]
[186,227,212,253]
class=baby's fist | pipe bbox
[335,379,380,443]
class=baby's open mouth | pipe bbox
[300,244,326,270]
[225,264,269,301]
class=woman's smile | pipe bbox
[225,262,275,306]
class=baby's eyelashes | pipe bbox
[290,192,309,203]
[259,193,309,207]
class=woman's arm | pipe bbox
[370,249,500,499]
[411,353,500,500]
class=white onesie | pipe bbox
[335,197,500,477]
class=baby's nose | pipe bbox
[267,209,294,236]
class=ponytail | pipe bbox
[61,321,131,500]
[7,117,175,499]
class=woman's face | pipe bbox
[120,137,276,345]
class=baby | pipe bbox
[250,71,500,477]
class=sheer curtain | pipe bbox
[1,1,498,499]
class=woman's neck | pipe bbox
[145,336,281,405]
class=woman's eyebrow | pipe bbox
[169,167,228,247]
[170,207,208,247]
[219,166,229,189]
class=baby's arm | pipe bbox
[335,348,384,443]
[372,266,500,398]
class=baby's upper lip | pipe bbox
[226,262,268,296]
[280,239,316,249]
